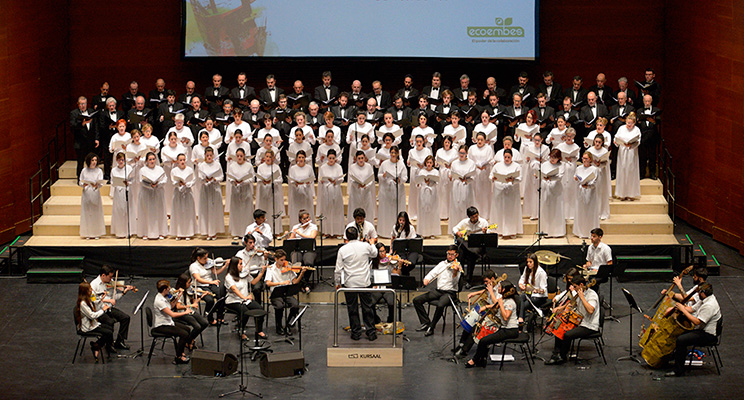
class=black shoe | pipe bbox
[544,356,566,365]
[451,344,463,353]
[350,333,362,341]
[106,345,118,354]
[285,326,293,335]
[455,349,468,359]
[114,340,130,350]
[415,324,429,332]
[367,332,378,341]
[424,327,435,337]
[464,361,477,369]
[276,327,285,335]
[173,356,190,365]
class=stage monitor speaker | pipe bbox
[191,349,238,377]
[260,351,305,378]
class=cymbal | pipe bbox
[534,250,571,265]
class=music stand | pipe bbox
[289,305,309,352]
[391,275,417,342]
[130,290,150,359]
[595,264,620,323]
[617,288,644,364]
[392,237,424,281]
[446,294,464,364]
[270,283,302,345]
[524,294,547,362]
[467,233,499,271]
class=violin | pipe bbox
[106,280,138,293]
[389,253,412,266]
[280,262,316,274]
[248,248,275,258]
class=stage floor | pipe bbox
[0,268,742,399]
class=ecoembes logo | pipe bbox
[467,17,524,38]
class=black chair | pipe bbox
[145,306,180,366]
[72,309,104,364]
[688,317,723,375]
[492,332,533,372]
[570,298,607,365]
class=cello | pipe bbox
[545,279,596,340]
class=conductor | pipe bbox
[335,226,379,341]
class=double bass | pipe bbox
[639,266,698,367]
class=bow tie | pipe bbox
[268,88,275,91]
[324,87,330,90]
[539,107,545,110]
[591,106,596,109]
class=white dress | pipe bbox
[125,142,147,217]
[435,148,458,220]
[110,165,136,238]
[555,142,580,220]
[347,162,376,223]
[141,135,161,156]
[416,168,441,237]
[442,124,467,149]
[256,127,281,142]
[614,125,642,199]
[407,147,432,220]
[160,143,186,215]
[490,162,523,237]
[587,146,611,219]
[585,129,612,150]
[255,163,284,233]
[494,148,523,164]
[468,144,495,220]
[108,132,131,168]
[255,146,281,166]
[225,121,253,144]
[573,165,600,238]
[317,163,345,236]
[374,146,392,169]
[225,141,252,214]
[411,126,435,148]
[290,125,315,145]
[168,126,194,165]
[288,164,316,223]
[198,161,225,237]
[473,122,498,145]
[287,141,313,165]
[449,158,476,231]
[137,165,168,238]
[377,159,408,238]
[170,166,197,238]
[317,142,342,166]
[198,127,223,148]
[318,125,342,145]
[546,127,568,147]
[515,122,539,150]
[521,142,550,217]
[191,143,218,211]
[227,162,255,237]
[539,161,565,237]
[376,124,403,146]
[79,167,106,238]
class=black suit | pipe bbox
[70,108,99,177]
[578,104,609,144]
[330,105,357,127]
[637,106,661,177]
[635,80,661,106]
[387,106,413,126]
[147,90,167,109]
[421,86,449,106]
[395,87,420,106]
[184,108,210,130]
[480,87,507,106]
[608,103,635,133]
[565,87,589,109]
[458,103,483,128]
[230,85,257,110]
[97,109,125,178]
[370,91,392,110]
[614,88,637,106]
[538,82,564,107]
[126,108,153,132]
[532,106,556,133]
[508,85,537,107]
[204,86,230,116]
[349,92,369,109]
[120,91,145,114]
[157,101,185,137]
[178,93,197,108]
[589,85,615,107]
[365,110,385,127]
[258,87,284,109]
[91,94,108,111]
[453,87,477,105]
[557,109,580,126]
[287,91,312,112]
[244,110,266,131]
[313,85,340,106]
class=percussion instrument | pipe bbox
[534,250,570,266]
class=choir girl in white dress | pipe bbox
[227,148,255,239]
[573,152,600,238]
[198,147,225,240]
[347,150,376,224]
[411,113,435,149]
[168,114,194,165]
[378,146,408,237]
[317,149,345,237]
[473,111,498,146]
[110,152,136,238]
[317,128,341,167]
[514,110,540,151]
[522,132,550,219]
[318,111,341,145]
[435,136,458,220]
[416,155,441,238]
[137,152,168,239]
[539,149,566,237]
[160,131,186,216]
[490,149,523,239]
[587,135,611,220]
[225,108,253,145]
[377,112,403,147]
[449,145,476,231]
[170,153,197,240]
[288,150,316,224]
[442,111,467,149]
[225,129,251,213]
[191,130,217,212]
[255,135,281,167]
[287,130,313,166]
[407,135,432,220]
[255,150,284,234]
[555,128,580,220]
[198,117,223,148]
[494,136,523,164]
[468,132,495,220]
[290,112,316,145]
[108,119,130,169]
[79,153,106,239]
[546,115,568,147]
[375,133,394,168]
[346,113,375,170]
[256,114,282,145]
[614,113,642,200]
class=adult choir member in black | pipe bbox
[665,282,721,377]
[545,275,601,365]
[230,72,256,111]
[508,71,537,108]
[395,74,420,107]
[589,73,615,107]
[91,81,110,111]
[453,269,499,358]
[314,71,339,109]
[533,93,556,134]
[120,80,145,114]
[615,77,637,106]
[538,71,564,108]
[127,95,152,131]
[422,72,449,107]
[89,265,133,352]
[465,280,521,368]
[259,74,284,110]
[609,91,635,133]
[205,74,230,116]
[224,256,268,340]
[454,74,477,106]
[414,245,463,337]
[70,96,99,177]
[637,68,662,106]
[638,94,662,179]
[565,75,589,109]
[188,248,227,325]
[452,206,490,286]
[335,225,379,341]
[147,78,167,109]
[97,97,125,179]
[481,76,507,106]
[579,92,609,139]
[179,80,197,107]
[152,279,194,364]
[157,89,184,138]
[75,282,113,362]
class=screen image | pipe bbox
[183,0,538,59]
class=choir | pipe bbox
[75,71,659,241]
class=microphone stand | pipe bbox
[315,214,333,287]
[518,150,547,259]
[220,299,261,399]
[269,161,280,249]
